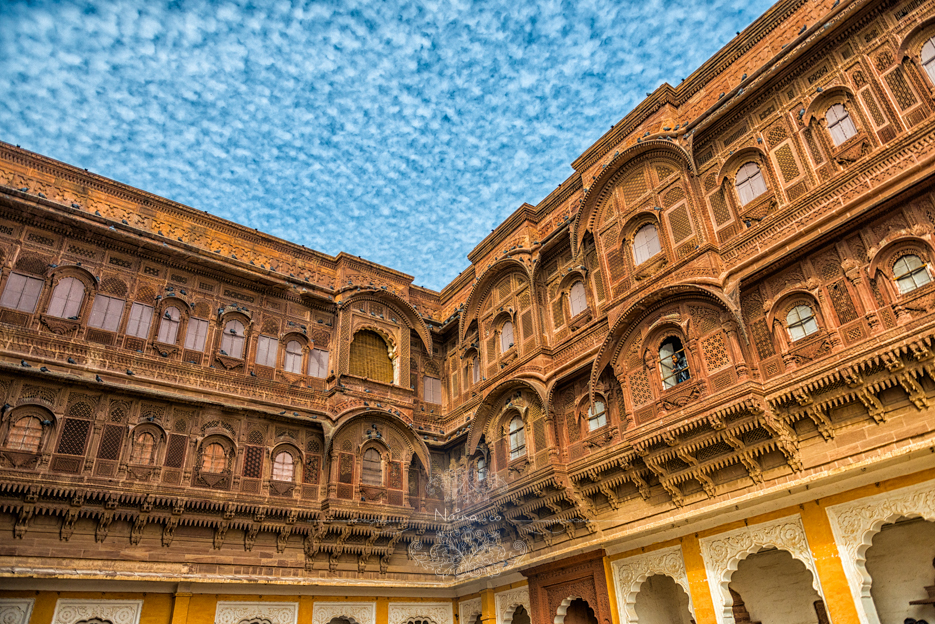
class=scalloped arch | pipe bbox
[327,409,433,479]
[572,140,696,255]
[716,146,770,186]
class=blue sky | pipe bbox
[1,0,773,291]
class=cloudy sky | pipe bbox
[1,0,772,290]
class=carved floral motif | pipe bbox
[52,601,143,624]
[611,545,694,624]
[311,603,376,624]
[495,587,530,624]
[387,603,452,624]
[214,602,298,624]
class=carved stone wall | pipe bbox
[311,602,376,624]
[698,515,824,624]
[0,599,34,624]
[611,545,694,623]
[495,587,530,624]
[458,598,482,624]
[214,602,298,624]
[826,478,935,624]
[387,602,452,624]
[51,600,143,624]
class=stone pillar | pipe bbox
[799,503,863,624]
[680,535,719,624]
[602,555,622,624]
[480,589,497,624]
[169,585,192,624]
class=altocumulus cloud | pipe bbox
[0,0,773,290]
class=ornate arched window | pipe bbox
[272,451,294,482]
[202,443,227,472]
[633,224,662,264]
[894,254,931,294]
[786,304,819,341]
[157,306,181,344]
[47,276,84,318]
[361,448,382,485]
[922,36,935,83]
[500,321,514,353]
[220,319,245,358]
[284,339,303,373]
[826,103,858,146]
[5,416,42,452]
[509,415,526,460]
[734,162,768,206]
[476,456,487,482]
[588,400,607,431]
[472,354,480,384]
[659,337,691,389]
[129,432,156,464]
[569,281,587,316]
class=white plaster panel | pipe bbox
[611,545,694,624]
[495,587,530,624]
[52,600,143,624]
[826,478,935,624]
[215,602,298,624]
[698,514,823,624]
[458,599,482,624]
[387,602,452,624]
[311,602,376,624]
[0,599,34,624]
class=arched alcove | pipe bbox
[555,599,597,624]
[509,607,530,624]
[633,574,693,624]
[728,549,824,624]
[864,517,935,624]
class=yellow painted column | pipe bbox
[480,589,496,624]
[28,591,57,624]
[602,556,620,624]
[169,592,192,624]
[800,502,862,624]
[186,595,218,624]
[142,594,174,624]
[376,598,389,624]
[298,597,315,624]
[681,536,718,624]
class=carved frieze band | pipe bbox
[458,598,482,624]
[311,602,376,624]
[495,587,530,624]
[825,478,935,624]
[51,600,143,624]
[0,599,34,624]
[611,545,694,624]
[699,514,823,624]
[214,602,298,624]
[387,602,453,624]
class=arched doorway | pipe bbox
[509,606,530,624]
[557,599,597,624]
[728,549,825,624]
[633,574,693,624]
[864,517,935,624]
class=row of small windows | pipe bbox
[0,275,331,376]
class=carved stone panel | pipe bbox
[52,600,143,624]
[825,478,935,624]
[387,603,452,624]
[495,587,531,624]
[458,598,482,624]
[311,602,376,624]
[611,545,694,623]
[698,514,824,624]
[0,599,34,624]
[214,602,298,624]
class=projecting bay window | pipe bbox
[157,307,182,344]
[220,320,245,358]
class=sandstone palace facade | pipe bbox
[3,0,935,623]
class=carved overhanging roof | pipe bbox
[573,140,696,254]
[338,289,432,353]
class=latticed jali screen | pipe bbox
[349,330,393,383]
